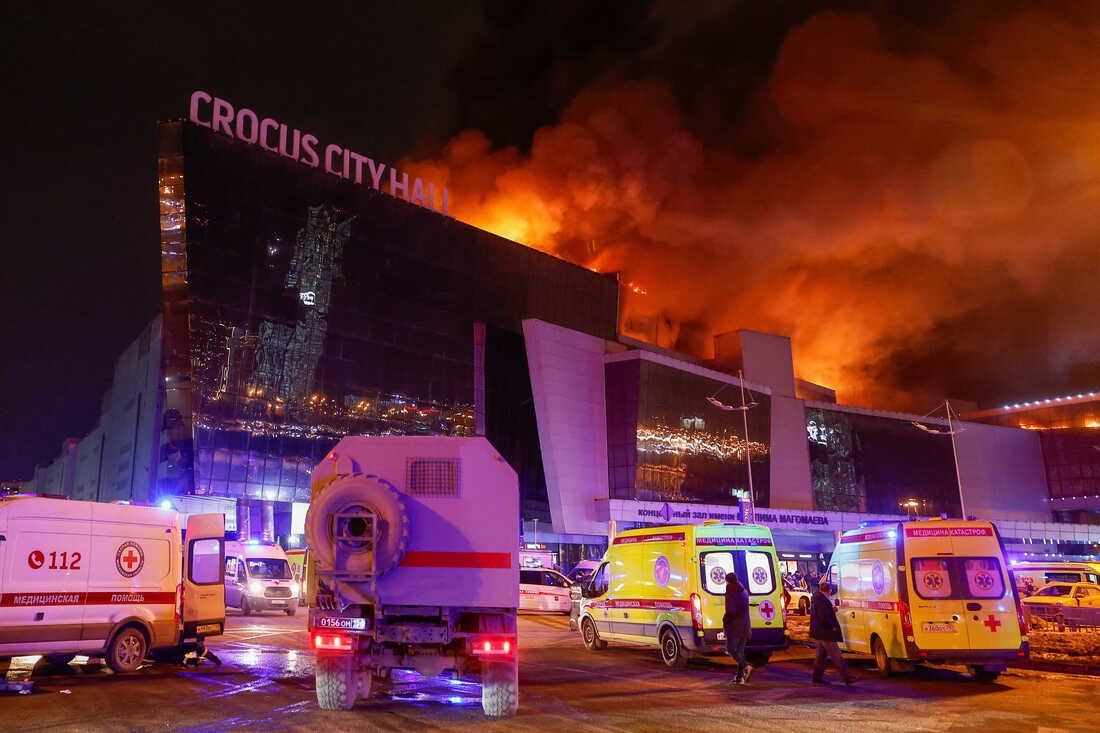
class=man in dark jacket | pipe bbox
[723,574,753,684]
[809,580,856,685]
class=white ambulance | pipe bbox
[224,540,299,616]
[0,496,226,672]
[827,519,1027,682]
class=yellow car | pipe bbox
[1022,582,1100,623]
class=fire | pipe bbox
[403,8,1100,409]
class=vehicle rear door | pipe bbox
[909,556,971,651]
[183,514,225,638]
[956,555,1017,651]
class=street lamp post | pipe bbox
[706,371,759,521]
[911,400,968,520]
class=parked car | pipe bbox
[783,578,811,615]
[520,569,573,613]
[1023,582,1100,625]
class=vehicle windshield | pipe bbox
[246,558,292,579]
[1035,585,1071,597]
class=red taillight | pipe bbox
[471,637,516,657]
[899,599,913,637]
[313,633,354,652]
[690,593,704,632]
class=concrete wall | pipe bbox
[98,316,164,503]
[955,421,1050,522]
[523,319,609,536]
[71,426,104,501]
[769,395,814,510]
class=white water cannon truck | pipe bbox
[304,436,519,716]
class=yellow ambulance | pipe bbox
[577,521,788,666]
[827,520,1028,682]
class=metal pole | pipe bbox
[946,400,968,520]
[739,371,755,512]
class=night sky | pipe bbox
[3,1,1098,479]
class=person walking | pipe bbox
[723,573,753,685]
[809,580,856,685]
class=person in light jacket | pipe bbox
[809,580,856,685]
[723,574,753,685]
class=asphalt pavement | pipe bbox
[1,610,1097,732]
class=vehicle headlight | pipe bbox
[248,580,263,595]
[290,582,300,596]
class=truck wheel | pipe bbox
[659,628,687,668]
[305,474,409,576]
[872,637,895,677]
[481,658,518,717]
[106,627,148,673]
[315,655,357,710]
[798,597,810,615]
[968,665,1001,683]
[745,651,771,667]
[581,618,606,650]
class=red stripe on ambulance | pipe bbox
[613,532,686,545]
[0,592,176,607]
[399,551,512,569]
[903,526,993,538]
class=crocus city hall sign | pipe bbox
[188,90,450,216]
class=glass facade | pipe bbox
[806,407,959,516]
[606,359,771,506]
[156,122,618,513]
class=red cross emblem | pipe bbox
[983,614,1001,632]
[115,541,144,578]
[759,600,775,621]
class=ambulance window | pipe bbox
[962,558,1005,599]
[588,563,609,597]
[520,570,541,585]
[840,563,861,595]
[189,538,224,585]
[745,552,775,595]
[827,565,839,595]
[702,552,735,595]
[911,558,953,600]
[225,556,237,576]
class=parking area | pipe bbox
[1,611,1097,731]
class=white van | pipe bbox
[519,568,572,613]
[224,540,299,616]
[828,520,1027,682]
[1012,561,1100,594]
[0,496,225,672]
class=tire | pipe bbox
[305,474,409,577]
[241,596,252,616]
[315,655,358,710]
[481,658,519,717]
[968,665,1001,683]
[745,651,771,667]
[285,607,296,617]
[872,637,894,677]
[581,617,606,651]
[798,598,810,615]
[106,626,148,673]
[659,627,687,668]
